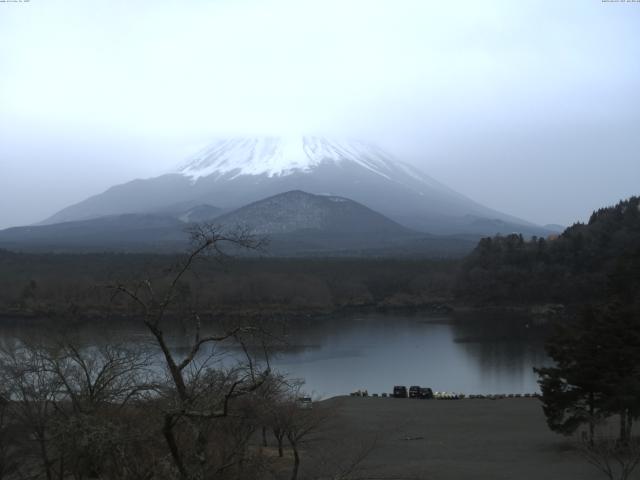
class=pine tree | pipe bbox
[535,303,640,444]
[535,308,606,444]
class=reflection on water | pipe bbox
[268,313,551,398]
[0,312,552,399]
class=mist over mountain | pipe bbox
[42,136,550,237]
[174,204,222,223]
[543,224,565,233]
[0,190,478,256]
[0,214,187,252]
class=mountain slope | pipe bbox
[174,204,222,223]
[0,191,478,256]
[214,190,412,236]
[0,214,188,252]
[42,136,548,236]
[210,190,477,256]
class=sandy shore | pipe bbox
[301,396,622,480]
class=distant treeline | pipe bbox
[0,252,457,319]
[456,196,640,307]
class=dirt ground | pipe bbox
[299,396,635,480]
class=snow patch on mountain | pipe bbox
[176,136,402,181]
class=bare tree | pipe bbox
[110,223,272,479]
[256,376,295,459]
[0,341,62,480]
[46,341,158,479]
[0,224,281,479]
[0,338,161,480]
[46,341,155,413]
[0,388,18,480]
[577,436,640,480]
[278,390,331,480]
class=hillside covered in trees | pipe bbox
[456,196,640,307]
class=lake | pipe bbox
[265,312,551,398]
[0,311,551,399]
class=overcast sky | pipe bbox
[1,0,639,229]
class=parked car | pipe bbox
[409,385,421,398]
[419,387,434,399]
[393,386,408,398]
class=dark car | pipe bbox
[409,385,421,398]
[419,387,434,399]
[393,386,408,398]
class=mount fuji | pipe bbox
[41,136,547,237]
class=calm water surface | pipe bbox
[0,312,551,399]
[267,313,551,398]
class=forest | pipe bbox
[455,196,640,309]
[0,250,456,321]
[1,196,639,321]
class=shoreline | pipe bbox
[0,300,567,325]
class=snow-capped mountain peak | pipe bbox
[40,135,543,237]
[175,136,399,181]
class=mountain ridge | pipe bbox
[41,136,550,236]
[0,190,477,256]
[213,189,414,236]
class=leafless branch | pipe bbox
[577,436,640,480]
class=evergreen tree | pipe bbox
[535,308,607,444]
[596,302,640,444]
[535,303,640,444]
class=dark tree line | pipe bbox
[532,207,640,479]
[0,251,456,320]
[456,196,640,306]
[535,302,640,444]
[532,196,640,442]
